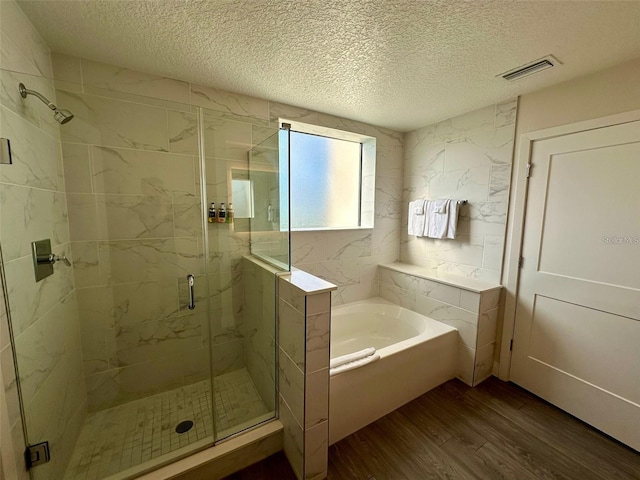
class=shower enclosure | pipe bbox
[0,82,289,479]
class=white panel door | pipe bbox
[511,120,640,451]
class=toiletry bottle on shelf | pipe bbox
[217,203,226,223]
[208,202,216,223]
[226,203,233,224]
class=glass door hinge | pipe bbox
[25,441,50,469]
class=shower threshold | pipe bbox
[64,368,272,480]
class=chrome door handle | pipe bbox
[187,274,195,310]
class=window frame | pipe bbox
[281,119,376,232]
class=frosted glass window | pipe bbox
[290,131,362,229]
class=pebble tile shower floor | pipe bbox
[64,368,269,479]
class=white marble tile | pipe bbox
[306,292,331,316]
[81,58,191,104]
[66,193,99,241]
[457,201,508,236]
[278,278,305,314]
[331,282,377,306]
[304,421,328,480]
[1,344,20,427]
[0,1,52,78]
[489,165,512,201]
[314,259,360,288]
[480,288,501,313]
[305,368,329,429]
[416,295,477,347]
[0,30,41,77]
[429,166,491,203]
[474,342,495,385]
[444,125,515,172]
[375,176,402,220]
[375,147,403,178]
[278,299,305,369]
[379,268,420,293]
[0,105,64,191]
[477,308,498,348]
[269,101,319,127]
[418,278,461,306]
[0,72,60,141]
[459,290,481,313]
[4,251,74,335]
[278,348,304,428]
[279,395,303,480]
[306,312,329,374]
[70,241,101,287]
[51,53,81,85]
[433,105,495,143]
[495,98,518,128]
[0,183,66,259]
[291,231,328,264]
[406,142,445,177]
[371,217,400,256]
[457,343,475,386]
[192,84,269,123]
[325,230,372,260]
[62,142,92,193]
[168,110,199,155]
[210,338,245,376]
[483,235,505,272]
[14,292,79,406]
[91,146,196,196]
[97,237,203,284]
[95,194,174,240]
[379,284,416,311]
[57,90,169,151]
[425,234,485,268]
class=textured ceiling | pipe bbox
[16,0,640,132]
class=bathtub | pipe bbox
[329,297,458,444]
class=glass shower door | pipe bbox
[203,120,287,441]
[0,90,214,480]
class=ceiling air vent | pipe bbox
[499,55,560,82]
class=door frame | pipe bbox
[498,108,640,380]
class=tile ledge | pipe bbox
[380,263,501,293]
[278,269,337,295]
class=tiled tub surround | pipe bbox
[401,100,517,284]
[329,297,457,445]
[278,271,335,480]
[0,2,86,479]
[379,263,501,386]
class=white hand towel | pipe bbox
[330,347,376,370]
[408,199,427,237]
[425,199,450,239]
[330,353,380,376]
[445,199,460,239]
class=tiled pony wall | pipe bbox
[401,100,517,284]
[0,2,86,479]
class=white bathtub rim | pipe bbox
[330,296,457,372]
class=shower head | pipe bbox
[18,83,74,124]
[53,109,74,124]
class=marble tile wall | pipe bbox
[241,256,277,412]
[379,264,501,386]
[402,101,517,284]
[290,115,402,306]
[277,272,334,480]
[0,1,86,478]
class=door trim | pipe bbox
[498,108,640,380]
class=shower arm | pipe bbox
[19,83,57,110]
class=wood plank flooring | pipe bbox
[223,377,640,480]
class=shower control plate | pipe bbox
[31,239,54,282]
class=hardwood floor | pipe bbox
[224,377,640,480]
